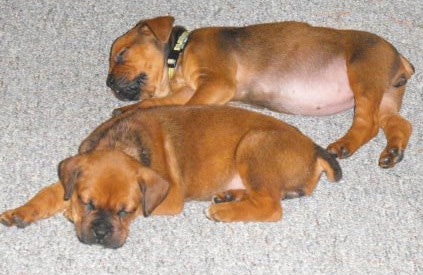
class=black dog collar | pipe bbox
[167,27,190,79]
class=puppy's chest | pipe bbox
[234,58,354,116]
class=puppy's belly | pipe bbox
[236,58,355,116]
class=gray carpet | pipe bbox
[1,0,422,274]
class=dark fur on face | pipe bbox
[76,208,129,249]
[106,73,147,101]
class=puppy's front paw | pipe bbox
[0,206,38,228]
[139,99,158,108]
[212,189,247,204]
[379,147,404,168]
[111,108,124,117]
[111,102,141,116]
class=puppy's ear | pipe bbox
[137,167,170,217]
[140,16,175,43]
[58,156,84,201]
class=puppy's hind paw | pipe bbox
[379,147,404,168]
[327,142,351,159]
[205,204,231,222]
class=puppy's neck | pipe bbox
[166,26,190,79]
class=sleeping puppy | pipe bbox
[0,106,341,248]
[107,16,415,168]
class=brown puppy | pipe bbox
[107,16,414,168]
[0,106,341,248]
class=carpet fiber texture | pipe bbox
[0,0,422,274]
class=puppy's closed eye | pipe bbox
[115,49,127,64]
[85,202,96,212]
[117,210,129,218]
[78,196,96,212]
[117,207,136,218]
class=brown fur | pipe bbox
[0,106,341,248]
[107,16,414,168]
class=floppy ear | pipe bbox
[140,16,175,43]
[137,167,170,217]
[58,155,84,201]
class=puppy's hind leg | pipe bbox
[0,182,68,228]
[327,65,383,158]
[327,40,399,159]
[206,130,284,222]
[378,85,412,168]
[378,56,414,168]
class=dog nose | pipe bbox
[92,222,112,241]
[106,74,115,88]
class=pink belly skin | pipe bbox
[235,58,355,116]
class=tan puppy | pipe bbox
[0,106,341,248]
[107,16,414,168]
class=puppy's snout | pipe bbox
[92,220,112,241]
[106,74,115,88]
[106,73,144,101]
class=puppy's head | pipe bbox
[58,150,169,249]
[107,16,175,101]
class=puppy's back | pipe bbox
[148,105,299,134]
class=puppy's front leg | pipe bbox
[113,79,196,114]
[0,182,68,228]
[139,84,195,108]
[151,185,185,216]
[185,76,236,105]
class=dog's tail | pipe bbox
[315,145,342,182]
